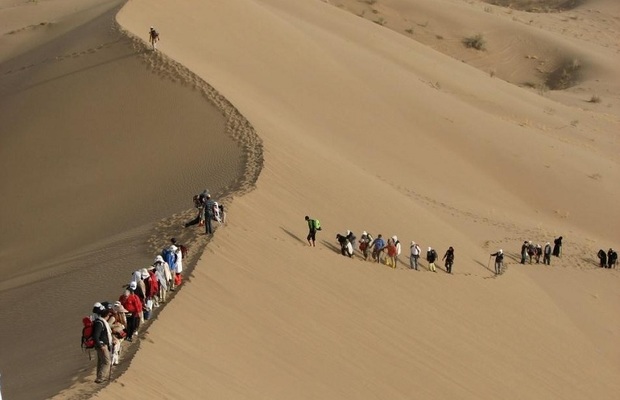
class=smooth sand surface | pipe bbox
[3,0,620,399]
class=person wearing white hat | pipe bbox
[148,26,159,50]
[410,241,421,270]
[359,231,373,260]
[426,247,437,272]
[543,243,552,265]
[119,282,143,341]
[91,303,112,383]
[490,249,504,275]
[391,236,401,266]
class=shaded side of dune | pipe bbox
[0,2,262,400]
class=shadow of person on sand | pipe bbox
[280,227,306,245]
[320,240,342,255]
[475,259,496,274]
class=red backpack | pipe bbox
[81,317,95,350]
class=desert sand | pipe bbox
[1,0,619,399]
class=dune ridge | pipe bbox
[2,0,617,398]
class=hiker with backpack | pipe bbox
[346,230,357,251]
[205,194,217,235]
[148,26,159,50]
[426,247,438,272]
[442,246,455,274]
[491,249,504,275]
[358,231,373,260]
[409,241,421,270]
[385,238,398,269]
[305,215,321,247]
[185,190,207,228]
[153,255,171,303]
[543,242,552,265]
[336,233,353,257]
[91,303,113,383]
[391,236,401,266]
[369,234,386,264]
[119,282,143,342]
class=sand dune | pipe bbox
[2,0,619,398]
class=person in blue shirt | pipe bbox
[369,234,385,263]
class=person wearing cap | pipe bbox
[148,26,159,50]
[491,249,504,275]
[358,231,373,261]
[119,282,143,341]
[543,242,552,265]
[385,238,398,269]
[345,230,356,251]
[426,247,437,272]
[391,236,401,266]
[91,303,112,383]
[153,255,170,303]
[409,241,421,270]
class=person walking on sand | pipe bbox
[608,248,617,269]
[305,215,320,247]
[119,282,143,342]
[91,303,112,384]
[385,238,398,269]
[346,230,357,251]
[520,241,528,264]
[391,236,401,266]
[543,242,552,265]
[369,234,386,263]
[597,249,607,268]
[426,247,437,272]
[148,26,159,50]
[442,246,455,274]
[336,234,353,257]
[409,241,421,270]
[359,231,373,260]
[491,249,504,275]
[552,236,563,257]
[185,190,207,228]
[205,194,216,235]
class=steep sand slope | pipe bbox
[55,0,620,398]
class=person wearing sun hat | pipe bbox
[91,302,112,383]
[119,281,142,342]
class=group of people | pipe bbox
[305,218,456,273]
[85,238,187,384]
[184,190,226,234]
[519,236,562,266]
[308,218,617,275]
[597,248,618,268]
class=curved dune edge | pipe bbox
[48,15,264,400]
[56,0,619,399]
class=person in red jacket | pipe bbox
[119,281,143,341]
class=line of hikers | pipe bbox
[82,237,188,384]
[331,228,455,273]
[306,217,617,275]
[519,236,563,265]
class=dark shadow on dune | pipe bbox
[281,227,306,245]
[475,259,496,274]
[481,0,586,12]
[321,240,342,255]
